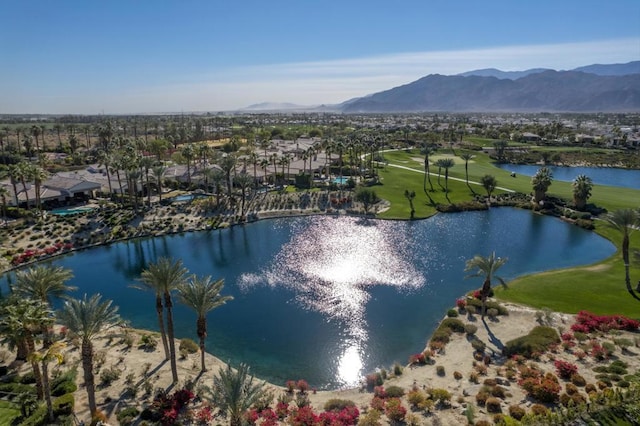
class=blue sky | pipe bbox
[1,0,639,114]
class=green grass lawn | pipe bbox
[0,400,21,426]
[375,148,640,318]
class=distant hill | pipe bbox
[340,71,640,113]
[458,61,639,80]
[242,102,309,111]
[457,68,551,80]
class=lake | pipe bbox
[495,164,640,189]
[1,208,615,389]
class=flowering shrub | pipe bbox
[554,360,578,379]
[297,379,310,393]
[11,243,73,265]
[409,352,426,365]
[590,342,609,360]
[245,409,259,425]
[286,380,297,393]
[318,406,359,426]
[571,311,640,333]
[384,398,407,422]
[456,298,467,309]
[195,406,213,424]
[518,370,561,403]
[291,406,319,426]
[365,373,383,390]
[276,401,290,419]
[373,386,386,399]
[370,396,385,411]
[260,409,279,426]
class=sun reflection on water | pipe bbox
[239,217,425,387]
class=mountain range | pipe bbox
[244,61,640,113]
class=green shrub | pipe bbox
[179,338,199,354]
[436,365,445,376]
[52,380,77,396]
[385,385,405,398]
[100,366,121,386]
[0,382,36,399]
[485,397,502,413]
[447,309,459,317]
[503,326,560,358]
[53,393,75,416]
[20,371,36,384]
[116,406,140,426]
[509,405,526,420]
[465,324,478,335]
[570,373,586,387]
[393,362,403,376]
[471,339,486,353]
[440,318,466,333]
[20,404,47,426]
[323,398,355,411]
[466,298,509,315]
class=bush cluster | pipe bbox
[503,326,560,358]
[570,311,640,333]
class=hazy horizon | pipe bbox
[2,0,639,115]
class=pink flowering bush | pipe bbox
[554,360,578,379]
[571,311,640,333]
[373,386,387,399]
[384,398,407,422]
[456,298,467,310]
[291,406,319,426]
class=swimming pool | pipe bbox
[50,206,96,216]
[171,193,209,202]
[332,177,350,185]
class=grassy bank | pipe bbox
[375,148,640,317]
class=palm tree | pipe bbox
[235,172,254,218]
[209,363,266,426]
[572,174,593,210]
[420,143,436,192]
[14,265,75,347]
[604,209,640,300]
[31,165,48,214]
[435,158,455,193]
[151,164,167,203]
[29,341,66,422]
[177,276,233,372]
[0,297,54,401]
[220,154,237,198]
[0,185,8,223]
[7,164,21,207]
[58,294,121,415]
[464,252,508,318]
[480,174,497,198]
[404,189,416,219]
[531,167,553,203]
[134,257,188,383]
[460,153,475,192]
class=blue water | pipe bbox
[332,177,350,184]
[0,209,615,389]
[50,206,96,216]
[172,194,209,202]
[495,164,640,189]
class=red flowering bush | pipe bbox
[260,409,279,426]
[276,401,290,419]
[291,406,319,426]
[297,379,310,393]
[554,360,578,379]
[195,405,213,424]
[244,408,259,425]
[571,311,640,333]
[590,342,609,360]
[472,290,482,299]
[409,352,426,365]
[384,398,407,422]
[370,396,385,411]
[373,386,387,399]
[365,372,383,390]
[318,406,359,426]
[456,298,467,309]
[286,380,297,393]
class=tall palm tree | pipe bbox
[420,144,436,192]
[480,174,497,198]
[604,209,640,300]
[30,341,66,422]
[177,276,233,372]
[464,252,508,317]
[235,172,254,218]
[435,158,455,193]
[220,154,237,198]
[31,165,49,214]
[572,174,593,210]
[209,363,266,426]
[0,185,8,223]
[460,153,475,192]
[151,164,167,203]
[7,164,21,207]
[58,294,121,415]
[134,257,188,383]
[531,167,553,203]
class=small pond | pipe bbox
[1,208,615,389]
[495,164,640,189]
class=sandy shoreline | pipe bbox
[2,196,638,424]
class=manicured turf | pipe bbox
[0,400,21,426]
[377,148,640,318]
